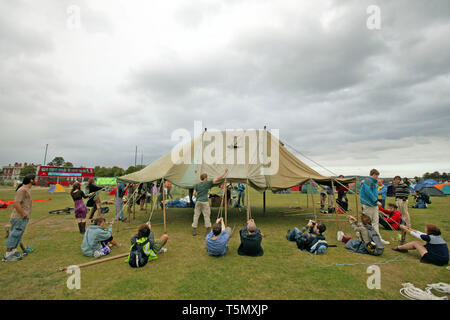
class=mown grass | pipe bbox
[0,186,448,300]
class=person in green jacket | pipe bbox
[81,217,120,258]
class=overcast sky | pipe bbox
[1,0,449,178]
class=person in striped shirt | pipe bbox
[394,176,410,244]
[392,224,449,266]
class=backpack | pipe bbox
[365,227,384,256]
[296,233,325,251]
[128,239,151,268]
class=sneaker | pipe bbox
[158,247,167,254]
[381,239,390,245]
[392,246,408,253]
[337,231,344,242]
[2,253,22,262]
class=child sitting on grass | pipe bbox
[392,224,449,266]
[337,214,384,256]
[126,222,168,268]
[81,217,120,258]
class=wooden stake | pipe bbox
[306,185,309,208]
[310,180,317,222]
[263,190,266,215]
[59,253,129,272]
[162,178,167,234]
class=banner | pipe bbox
[96,177,117,185]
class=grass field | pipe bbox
[0,186,448,300]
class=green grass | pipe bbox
[0,186,448,300]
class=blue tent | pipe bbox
[414,179,439,191]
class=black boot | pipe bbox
[80,222,86,234]
[77,222,83,234]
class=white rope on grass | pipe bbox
[400,282,449,300]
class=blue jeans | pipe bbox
[115,197,124,220]
[6,218,29,249]
[236,191,245,207]
[287,227,301,241]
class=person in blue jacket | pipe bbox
[377,179,387,209]
[360,169,389,245]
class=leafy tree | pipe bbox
[64,162,74,167]
[19,165,37,178]
[48,157,65,166]
[125,165,145,175]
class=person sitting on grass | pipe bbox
[206,217,232,257]
[286,220,328,254]
[337,214,384,256]
[378,203,402,231]
[126,222,169,268]
[237,219,264,257]
[392,224,449,266]
[81,217,120,258]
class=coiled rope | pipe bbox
[400,282,449,300]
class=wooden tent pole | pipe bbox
[59,253,129,271]
[306,185,309,208]
[331,179,340,231]
[224,179,228,226]
[246,180,250,221]
[162,178,167,234]
[309,180,317,222]
[355,177,360,222]
[116,181,120,233]
[263,190,266,215]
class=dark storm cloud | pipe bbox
[1,0,449,176]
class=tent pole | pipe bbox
[331,179,340,232]
[246,180,250,222]
[306,185,309,208]
[310,180,317,222]
[162,178,167,234]
[354,177,360,222]
[224,179,228,226]
[116,181,119,233]
[263,190,266,215]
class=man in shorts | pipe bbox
[3,175,35,262]
[192,168,228,236]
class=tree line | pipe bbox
[17,157,145,178]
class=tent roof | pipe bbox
[118,130,354,191]
[418,186,445,196]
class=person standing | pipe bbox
[115,183,127,222]
[3,175,35,262]
[87,178,104,221]
[393,175,410,244]
[377,178,387,209]
[336,175,349,212]
[70,182,91,234]
[235,183,245,208]
[360,169,390,245]
[192,169,228,236]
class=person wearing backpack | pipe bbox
[337,214,384,256]
[126,222,169,268]
[286,220,328,254]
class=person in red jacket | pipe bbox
[378,203,402,230]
